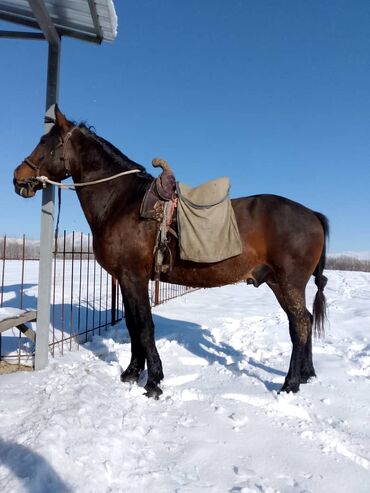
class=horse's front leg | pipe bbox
[120,301,146,383]
[119,276,164,398]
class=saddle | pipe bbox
[140,158,178,279]
[140,158,242,278]
[140,158,177,222]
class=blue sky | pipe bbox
[1,0,369,253]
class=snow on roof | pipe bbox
[0,0,117,44]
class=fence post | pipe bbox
[111,277,117,326]
[154,279,160,306]
[1,235,6,307]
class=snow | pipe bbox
[0,270,369,492]
[0,307,28,323]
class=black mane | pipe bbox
[77,123,154,182]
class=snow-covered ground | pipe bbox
[0,270,369,493]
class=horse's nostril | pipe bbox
[13,178,36,198]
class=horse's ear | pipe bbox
[55,105,71,132]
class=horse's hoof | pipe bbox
[120,370,140,383]
[144,384,163,399]
[279,381,300,394]
[300,371,316,384]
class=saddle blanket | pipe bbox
[176,177,242,263]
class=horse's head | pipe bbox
[13,106,76,198]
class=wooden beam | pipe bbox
[0,310,37,334]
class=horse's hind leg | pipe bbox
[119,276,164,398]
[300,310,316,383]
[267,280,315,392]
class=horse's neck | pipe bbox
[73,132,134,182]
[71,133,143,232]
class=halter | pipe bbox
[19,125,141,244]
[20,126,141,192]
[22,126,78,178]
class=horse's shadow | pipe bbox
[1,284,284,391]
[155,314,284,392]
[155,314,241,367]
[90,313,284,392]
[0,437,72,493]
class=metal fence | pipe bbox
[0,232,196,370]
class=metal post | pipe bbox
[35,40,60,370]
[154,279,160,306]
[111,277,117,326]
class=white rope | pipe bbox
[36,168,141,190]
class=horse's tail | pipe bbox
[312,212,329,338]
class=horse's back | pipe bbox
[233,194,327,277]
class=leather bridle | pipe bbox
[21,126,78,179]
[17,126,140,195]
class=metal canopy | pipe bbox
[0,0,117,44]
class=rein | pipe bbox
[36,168,141,190]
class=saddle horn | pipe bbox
[152,157,172,174]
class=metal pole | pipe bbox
[154,279,160,306]
[34,40,60,370]
[111,277,117,326]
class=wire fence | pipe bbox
[0,232,197,370]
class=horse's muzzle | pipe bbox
[13,178,37,198]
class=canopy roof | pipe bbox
[0,0,117,44]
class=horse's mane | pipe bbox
[77,123,154,184]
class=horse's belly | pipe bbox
[162,255,252,288]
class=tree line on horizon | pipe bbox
[0,234,93,261]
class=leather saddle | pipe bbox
[140,158,178,279]
[140,158,177,222]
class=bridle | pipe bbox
[21,126,78,180]
[20,125,141,192]
[17,123,142,241]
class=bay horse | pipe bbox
[13,107,328,398]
